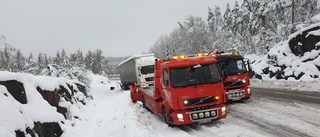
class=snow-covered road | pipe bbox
[61,76,320,137]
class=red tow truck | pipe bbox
[130,54,228,126]
[211,51,252,101]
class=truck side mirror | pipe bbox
[244,58,252,72]
[248,62,252,72]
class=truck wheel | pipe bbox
[162,107,173,127]
[121,84,130,90]
[162,107,168,123]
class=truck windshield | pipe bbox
[225,59,247,76]
[140,65,154,75]
[170,63,221,88]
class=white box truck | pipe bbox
[117,54,155,90]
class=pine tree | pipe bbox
[38,52,45,69]
[14,50,25,72]
[54,51,61,65]
[85,50,93,71]
[69,53,77,66]
[231,1,242,33]
[0,51,5,70]
[60,49,71,68]
[44,54,49,67]
[92,49,104,74]
[3,46,11,71]
[223,4,232,31]
[76,49,85,67]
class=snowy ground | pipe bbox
[60,75,320,137]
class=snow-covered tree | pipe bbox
[38,52,45,69]
[53,51,61,66]
[92,49,104,74]
[13,50,25,72]
[85,50,93,71]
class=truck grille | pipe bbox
[184,96,216,106]
[145,77,154,82]
[223,81,244,87]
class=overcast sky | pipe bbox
[0,0,242,57]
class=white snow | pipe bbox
[60,72,320,137]
[289,22,320,40]
[251,79,320,92]
[1,68,320,137]
[0,71,88,136]
[247,26,320,80]
[0,86,26,134]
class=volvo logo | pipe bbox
[199,99,204,103]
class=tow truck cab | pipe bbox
[131,54,228,126]
[214,52,252,101]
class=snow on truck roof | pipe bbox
[117,53,155,67]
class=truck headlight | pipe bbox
[183,100,188,105]
[221,106,226,115]
[142,83,149,88]
[177,114,184,122]
[247,88,251,94]
[241,79,246,84]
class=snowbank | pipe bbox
[246,22,320,81]
[0,71,90,136]
[251,79,320,92]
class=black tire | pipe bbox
[162,107,174,127]
[162,107,168,124]
[121,83,130,90]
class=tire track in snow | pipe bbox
[227,97,318,137]
[228,108,310,137]
[178,123,220,137]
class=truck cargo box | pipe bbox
[117,54,155,90]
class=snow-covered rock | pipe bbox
[247,23,320,80]
[0,71,90,137]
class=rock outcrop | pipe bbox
[0,80,27,104]
[0,73,88,137]
[250,23,320,80]
[289,26,320,56]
